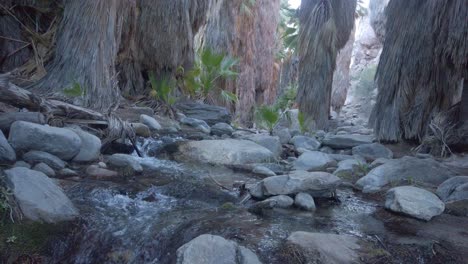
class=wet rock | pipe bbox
[0,112,45,133]
[140,114,162,131]
[106,154,143,174]
[294,192,316,211]
[101,139,134,155]
[290,135,321,153]
[67,128,101,162]
[175,139,274,165]
[0,130,15,163]
[23,150,66,170]
[322,134,373,149]
[252,165,276,176]
[8,121,81,160]
[294,151,336,171]
[176,102,231,126]
[252,171,341,198]
[130,123,151,137]
[32,162,56,177]
[211,122,234,136]
[180,117,211,134]
[356,156,455,193]
[4,167,78,223]
[273,128,291,144]
[352,143,393,161]
[385,186,445,221]
[251,195,294,211]
[176,234,260,264]
[246,134,281,158]
[13,160,30,168]
[86,165,119,180]
[286,232,360,264]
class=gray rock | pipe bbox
[252,165,276,176]
[352,143,393,161]
[4,167,78,223]
[385,186,445,221]
[252,195,294,210]
[290,135,321,152]
[67,128,101,162]
[444,200,468,217]
[9,121,81,160]
[139,114,162,131]
[320,146,334,154]
[211,122,234,136]
[58,168,78,178]
[106,154,143,174]
[436,176,468,202]
[0,112,45,133]
[130,123,151,137]
[13,160,31,168]
[370,158,390,169]
[276,109,300,131]
[356,156,455,193]
[176,234,260,264]
[322,134,373,149]
[273,128,291,144]
[294,192,316,211]
[328,154,365,163]
[0,130,16,163]
[253,171,341,198]
[180,117,211,134]
[176,102,232,126]
[175,139,274,165]
[246,134,281,158]
[294,151,336,171]
[32,162,55,177]
[287,232,360,264]
[23,150,66,170]
[333,159,366,179]
[86,165,119,180]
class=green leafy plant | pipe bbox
[149,72,177,105]
[63,81,85,97]
[255,105,280,134]
[278,1,299,53]
[185,48,239,104]
[6,235,17,244]
[298,111,308,133]
[274,85,297,112]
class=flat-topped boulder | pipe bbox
[322,134,373,149]
[294,151,336,171]
[356,156,455,193]
[385,186,445,221]
[8,121,81,160]
[352,143,393,161]
[249,170,341,198]
[176,102,231,125]
[5,167,78,223]
[176,234,261,264]
[174,139,274,165]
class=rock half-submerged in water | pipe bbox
[385,186,445,221]
[4,167,78,223]
[174,139,274,165]
[248,170,340,199]
[176,234,261,264]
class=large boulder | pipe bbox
[333,159,366,179]
[352,143,393,161]
[290,135,321,153]
[67,128,101,162]
[385,186,445,221]
[8,121,81,160]
[4,167,78,223]
[176,102,231,126]
[106,154,143,174]
[0,112,45,133]
[211,122,234,136]
[250,171,341,198]
[246,134,282,158]
[23,150,66,170]
[175,139,274,165]
[356,156,455,193]
[0,130,15,163]
[294,151,336,171]
[176,234,261,264]
[294,192,316,211]
[322,134,373,149]
[286,232,360,264]
[437,176,468,216]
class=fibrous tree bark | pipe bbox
[297,0,356,130]
[197,0,281,125]
[30,0,211,112]
[370,0,468,142]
